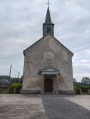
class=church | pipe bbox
[22,6,74,94]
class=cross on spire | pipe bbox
[47,0,50,6]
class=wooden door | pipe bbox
[44,79,53,92]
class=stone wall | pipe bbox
[22,34,74,94]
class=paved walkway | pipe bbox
[0,94,90,119]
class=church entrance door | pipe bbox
[44,79,53,92]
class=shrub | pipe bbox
[74,87,80,94]
[2,89,8,94]
[80,86,90,92]
[74,86,90,94]
[9,83,22,94]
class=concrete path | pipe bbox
[0,94,90,119]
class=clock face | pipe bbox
[43,52,54,60]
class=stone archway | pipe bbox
[44,79,53,92]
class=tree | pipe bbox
[81,77,90,85]
[73,78,77,83]
[73,78,78,86]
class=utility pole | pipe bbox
[9,65,12,84]
[17,71,20,83]
[14,75,16,84]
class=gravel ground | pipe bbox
[0,94,90,119]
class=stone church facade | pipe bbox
[22,7,74,94]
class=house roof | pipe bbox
[0,79,9,83]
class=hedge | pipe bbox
[9,83,22,94]
[74,87,80,94]
[80,86,90,92]
[74,86,90,94]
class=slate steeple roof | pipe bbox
[45,7,52,24]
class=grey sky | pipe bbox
[0,0,90,81]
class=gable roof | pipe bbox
[42,66,59,72]
[41,66,59,75]
[0,79,9,83]
[23,34,73,56]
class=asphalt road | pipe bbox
[0,94,90,119]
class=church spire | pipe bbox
[43,5,54,37]
[45,7,52,24]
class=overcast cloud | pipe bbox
[0,0,90,81]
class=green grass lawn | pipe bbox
[2,89,8,94]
